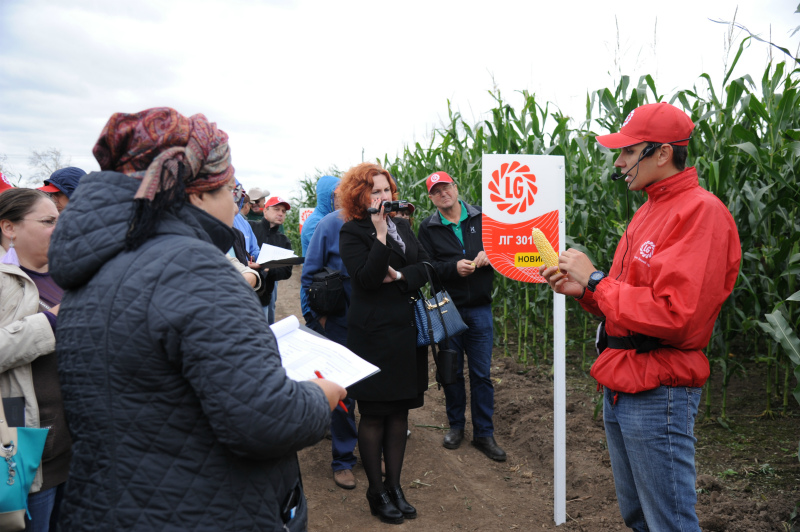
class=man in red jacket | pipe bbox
[541,102,740,531]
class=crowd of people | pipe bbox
[0,101,740,531]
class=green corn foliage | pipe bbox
[371,39,799,418]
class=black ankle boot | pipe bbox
[385,485,417,519]
[366,489,404,524]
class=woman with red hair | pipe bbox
[339,162,430,525]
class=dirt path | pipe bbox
[276,266,800,531]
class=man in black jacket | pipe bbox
[417,171,506,462]
[250,196,293,324]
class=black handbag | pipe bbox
[307,267,347,316]
[414,262,466,386]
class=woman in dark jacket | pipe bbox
[47,108,345,531]
[338,162,430,525]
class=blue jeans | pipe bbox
[25,485,57,532]
[442,304,494,438]
[603,386,702,532]
[323,317,357,471]
[264,283,278,325]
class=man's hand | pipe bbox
[473,250,490,268]
[539,265,585,297]
[248,261,262,270]
[49,304,60,316]
[318,316,327,329]
[558,249,596,288]
[538,248,596,297]
[456,259,476,277]
[310,378,348,411]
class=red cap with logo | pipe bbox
[0,172,12,194]
[596,102,695,149]
[425,171,455,193]
[265,196,291,210]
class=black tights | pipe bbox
[358,410,409,493]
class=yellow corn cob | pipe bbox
[532,228,559,272]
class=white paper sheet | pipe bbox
[269,316,379,388]
[256,243,299,264]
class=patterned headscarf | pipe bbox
[93,107,234,200]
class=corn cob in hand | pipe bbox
[532,228,560,273]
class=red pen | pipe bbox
[314,370,349,412]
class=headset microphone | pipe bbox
[610,171,627,181]
[608,142,660,182]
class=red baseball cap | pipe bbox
[37,184,62,193]
[265,196,291,210]
[426,171,455,193]
[596,102,695,149]
[0,172,12,194]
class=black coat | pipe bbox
[48,171,330,531]
[339,217,430,402]
[249,219,294,305]
[417,202,494,308]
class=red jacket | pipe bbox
[579,167,741,393]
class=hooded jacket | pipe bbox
[580,167,741,394]
[300,175,340,256]
[300,209,349,320]
[48,171,330,531]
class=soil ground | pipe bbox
[275,266,800,531]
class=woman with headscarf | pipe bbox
[338,162,430,525]
[47,108,345,531]
[1,188,72,531]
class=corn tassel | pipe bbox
[532,228,559,272]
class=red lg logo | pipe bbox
[488,161,537,214]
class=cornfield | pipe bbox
[371,37,800,423]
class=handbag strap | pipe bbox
[0,396,11,447]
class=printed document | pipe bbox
[270,315,379,388]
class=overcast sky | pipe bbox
[0,0,797,200]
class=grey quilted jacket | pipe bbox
[48,171,330,531]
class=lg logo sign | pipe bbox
[487,161,538,215]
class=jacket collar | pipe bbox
[644,167,699,203]
[427,201,480,228]
[182,205,237,253]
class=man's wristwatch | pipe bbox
[586,270,606,292]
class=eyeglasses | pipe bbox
[428,183,455,197]
[23,217,57,227]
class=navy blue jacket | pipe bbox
[300,209,350,320]
[48,171,330,531]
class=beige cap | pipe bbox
[247,187,269,201]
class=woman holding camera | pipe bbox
[339,163,431,525]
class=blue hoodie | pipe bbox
[300,209,349,320]
[300,175,339,255]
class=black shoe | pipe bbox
[385,484,417,519]
[442,428,464,449]
[366,489,404,525]
[472,436,507,461]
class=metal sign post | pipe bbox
[481,154,566,525]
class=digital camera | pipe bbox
[367,200,410,214]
